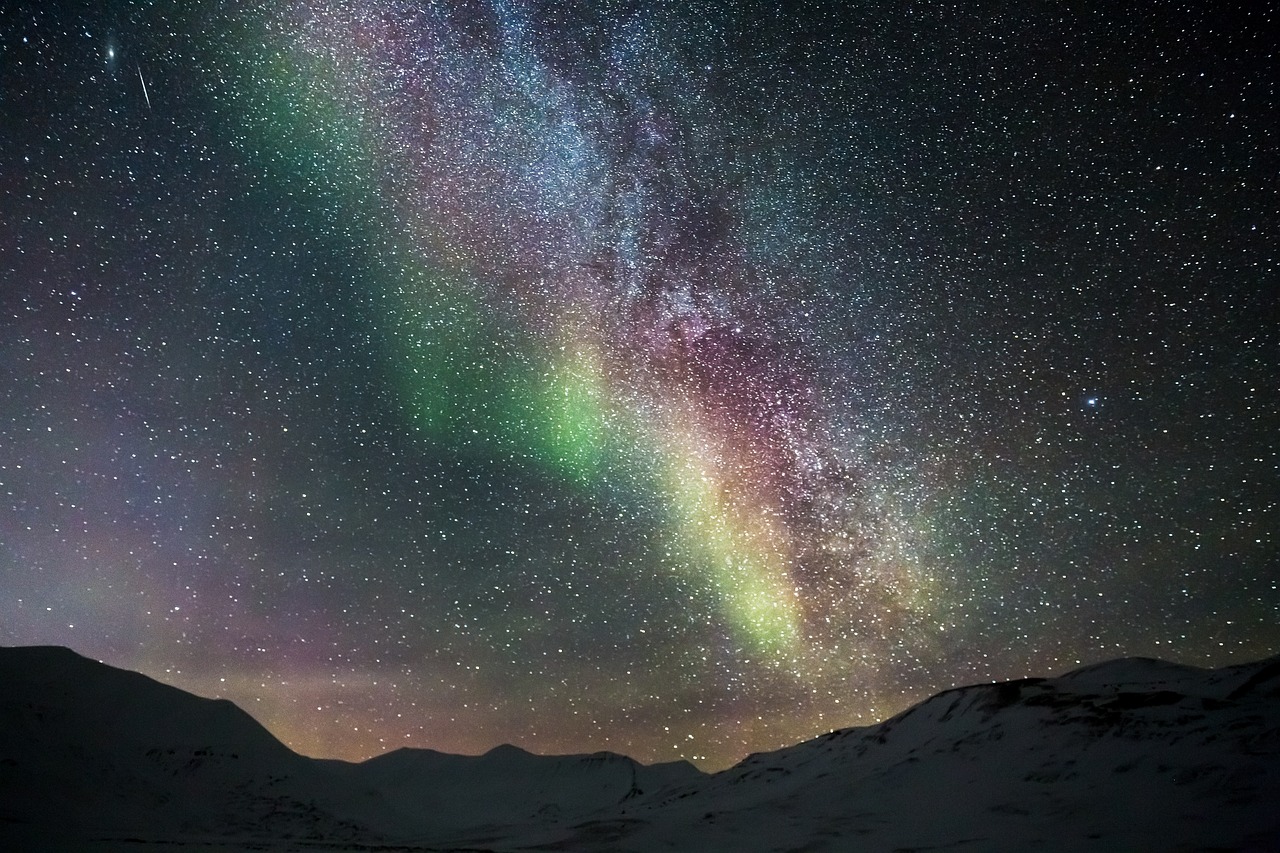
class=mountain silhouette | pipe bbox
[3,645,1277,851]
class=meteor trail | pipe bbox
[137,66,151,110]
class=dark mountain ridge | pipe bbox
[3,645,1278,851]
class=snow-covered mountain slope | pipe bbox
[2,645,1278,852]
[526,653,1280,852]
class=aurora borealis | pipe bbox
[2,0,1276,769]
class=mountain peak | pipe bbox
[483,742,534,759]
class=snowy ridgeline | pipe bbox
[1,645,1278,852]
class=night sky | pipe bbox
[2,0,1276,770]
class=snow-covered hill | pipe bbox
[340,741,700,839]
[3,645,1277,851]
[535,654,1280,852]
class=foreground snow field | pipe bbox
[3,645,1278,851]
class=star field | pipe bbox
[1,0,1276,770]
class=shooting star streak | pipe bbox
[137,65,151,110]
